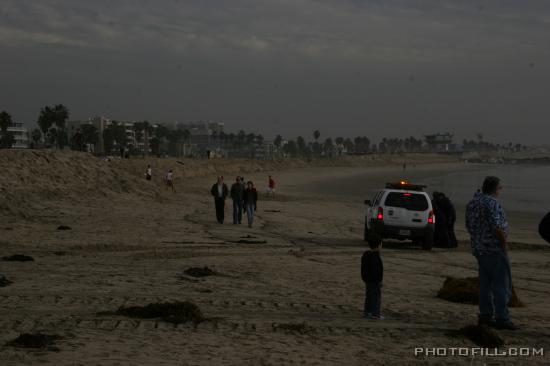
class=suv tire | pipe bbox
[422,232,433,251]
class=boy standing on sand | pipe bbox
[145,165,152,180]
[361,233,384,320]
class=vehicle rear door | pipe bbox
[383,191,429,228]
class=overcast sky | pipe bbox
[1,0,549,143]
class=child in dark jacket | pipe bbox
[361,233,384,320]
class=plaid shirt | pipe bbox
[465,191,509,256]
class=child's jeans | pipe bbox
[364,281,381,316]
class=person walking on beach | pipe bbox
[165,169,175,192]
[145,165,152,181]
[267,175,276,198]
[466,176,517,330]
[361,233,384,320]
[210,176,229,224]
[243,181,258,228]
[230,176,245,224]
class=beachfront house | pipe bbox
[425,133,455,153]
[7,121,29,149]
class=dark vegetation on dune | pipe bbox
[437,277,523,307]
[57,225,72,230]
[112,301,205,324]
[0,275,13,287]
[2,254,34,262]
[184,267,217,278]
[6,333,62,350]
[230,239,268,244]
[273,322,315,334]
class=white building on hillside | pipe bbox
[7,122,29,148]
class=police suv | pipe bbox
[364,181,434,250]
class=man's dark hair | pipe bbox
[482,176,500,194]
[367,232,382,249]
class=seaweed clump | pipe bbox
[3,254,34,262]
[457,325,504,348]
[0,275,13,287]
[437,277,523,307]
[272,322,314,334]
[184,267,217,278]
[114,301,205,324]
[6,333,61,350]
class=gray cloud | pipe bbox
[1,0,549,143]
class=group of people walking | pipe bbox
[144,165,175,192]
[210,175,259,228]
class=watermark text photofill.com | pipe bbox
[414,347,544,357]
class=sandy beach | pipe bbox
[1,150,549,365]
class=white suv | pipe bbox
[364,181,435,250]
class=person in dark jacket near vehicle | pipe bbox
[243,181,258,228]
[230,176,245,224]
[361,233,384,320]
[210,176,229,224]
[432,192,450,247]
[540,212,550,244]
[437,192,458,248]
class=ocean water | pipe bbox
[419,164,550,214]
[297,164,550,214]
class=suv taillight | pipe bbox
[377,207,383,220]
[428,210,434,224]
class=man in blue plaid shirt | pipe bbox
[466,176,517,330]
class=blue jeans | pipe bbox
[232,200,243,224]
[476,252,512,323]
[246,203,254,226]
[364,282,381,316]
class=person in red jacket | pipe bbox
[267,175,276,198]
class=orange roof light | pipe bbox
[400,180,408,185]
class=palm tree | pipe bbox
[31,129,42,145]
[37,106,55,143]
[53,104,69,149]
[0,111,12,133]
[296,136,306,156]
[324,138,334,157]
[274,135,283,149]
[313,130,320,142]
[142,121,154,155]
[0,111,15,149]
[53,104,69,130]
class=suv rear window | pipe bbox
[384,192,428,211]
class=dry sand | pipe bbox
[0,150,549,365]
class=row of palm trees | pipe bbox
[0,106,528,156]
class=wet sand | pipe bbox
[1,155,549,365]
